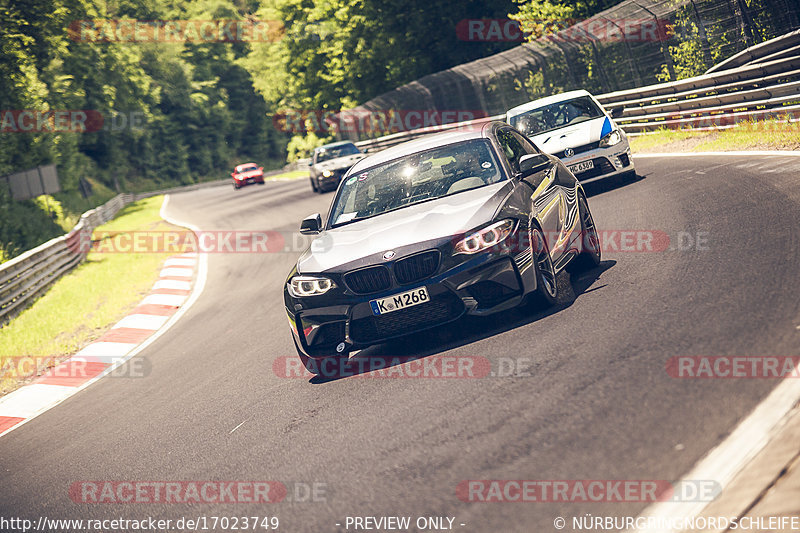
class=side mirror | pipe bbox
[610,107,625,119]
[258,167,263,172]
[300,213,322,235]
[308,160,313,167]
[518,154,550,177]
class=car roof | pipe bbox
[506,90,595,118]
[348,123,493,174]
[315,140,357,151]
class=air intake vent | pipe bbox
[344,266,392,294]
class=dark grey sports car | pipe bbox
[285,121,600,374]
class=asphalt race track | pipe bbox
[2,154,800,532]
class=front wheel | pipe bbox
[567,194,601,274]
[310,176,318,193]
[527,226,559,309]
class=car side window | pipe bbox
[512,131,540,155]
[507,129,552,188]
[496,128,526,174]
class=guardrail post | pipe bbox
[734,0,756,46]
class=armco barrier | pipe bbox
[354,30,800,152]
[0,193,132,325]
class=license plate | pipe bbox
[370,287,430,315]
[568,160,594,174]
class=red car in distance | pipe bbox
[232,163,265,189]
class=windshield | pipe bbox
[509,96,604,137]
[316,143,361,163]
[237,165,258,173]
[329,139,504,228]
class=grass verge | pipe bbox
[266,169,309,181]
[629,121,800,153]
[0,195,182,395]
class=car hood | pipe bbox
[530,116,610,155]
[298,181,511,273]
[314,153,366,171]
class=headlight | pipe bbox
[288,276,335,297]
[455,219,516,255]
[599,129,621,147]
[322,170,333,177]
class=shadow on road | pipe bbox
[582,172,646,198]
[308,260,616,383]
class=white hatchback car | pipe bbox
[506,90,635,182]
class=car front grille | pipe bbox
[349,292,464,343]
[394,250,440,285]
[344,266,392,294]
[570,141,600,156]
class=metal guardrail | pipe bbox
[0,193,133,326]
[705,28,800,74]
[355,31,800,151]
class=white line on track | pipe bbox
[635,151,800,158]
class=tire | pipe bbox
[310,176,318,193]
[233,182,240,190]
[567,194,601,274]
[527,225,559,309]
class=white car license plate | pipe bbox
[370,287,430,315]
[568,160,594,174]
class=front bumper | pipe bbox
[317,168,350,189]
[235,175,265,185]
[287,251,533,359]
[558,142,634,183]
